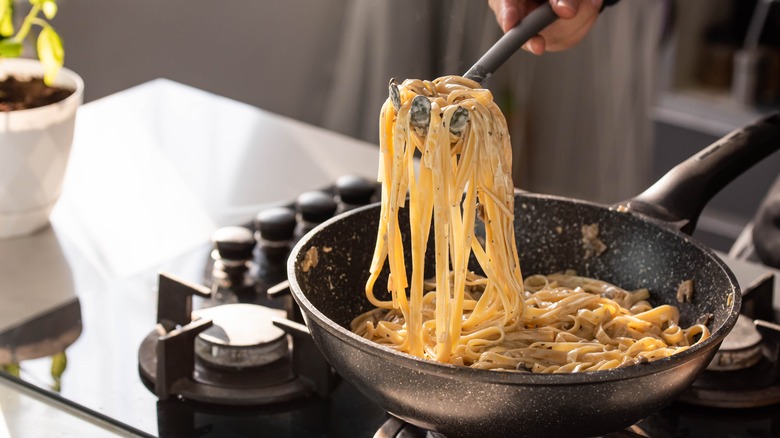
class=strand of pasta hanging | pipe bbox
[359,76,525,363]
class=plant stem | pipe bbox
[11,4,41,43]
[30,17,51,31]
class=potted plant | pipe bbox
[0,0,83,238]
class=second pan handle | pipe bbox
[619,112,780,235]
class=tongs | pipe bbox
[389,3,557,134]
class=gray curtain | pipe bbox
[323,0,666,204]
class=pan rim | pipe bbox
[288,192,741,386]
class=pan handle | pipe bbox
[618,111,780,235]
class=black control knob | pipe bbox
[254,207,297,243]
[296,191,337,225]
[255,207,296,265]
[211,226,256,261]
[335,174,377,208]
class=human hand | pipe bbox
[488,0,604,55]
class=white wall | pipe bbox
[54,0,348,127]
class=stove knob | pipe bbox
[211,226,256,261]
[254,207,297,243]
[296,191,337,225]
[335,174,377,210]
[255,207,297,265]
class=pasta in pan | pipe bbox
[350,76,709,372]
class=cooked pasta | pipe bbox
[350,76,709,372]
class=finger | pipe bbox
[499,0,521,33]
[522,35,546,55]
[527,35,546,55]
[549,0,580,19]
[488,0,515,32]
[541,7,599,51]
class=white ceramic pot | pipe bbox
[0,58,84,239]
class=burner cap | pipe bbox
[193,304,288,369]
[707,314,763,371]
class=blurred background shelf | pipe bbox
[650,0,780,252]
[654,89,768,137]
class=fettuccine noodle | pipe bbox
[350,76,709,372]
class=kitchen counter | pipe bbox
[0,375,133,437]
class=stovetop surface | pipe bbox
[5,219,780,438]
[2,226,779,438]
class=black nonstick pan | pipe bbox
[287,113,780,438]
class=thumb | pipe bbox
[549,0,581,19]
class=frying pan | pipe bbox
[287,113,780,438]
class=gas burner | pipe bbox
[373,416,446,438]
[707,314,764,371]
[372,416,653,438]
[681,273,780,408]
[138,273,337,406]
[193,304,288,369]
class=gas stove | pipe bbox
[139,177,780,437]
[171,187,780,438]
[1,81,780,438]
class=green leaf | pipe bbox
[51,352,67,381]
[0,39,22,57]
[37,26,63,85]
[0,0,14,37]
[2,363,20,377]
[50,352,67,392]
[42,0,57,20]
